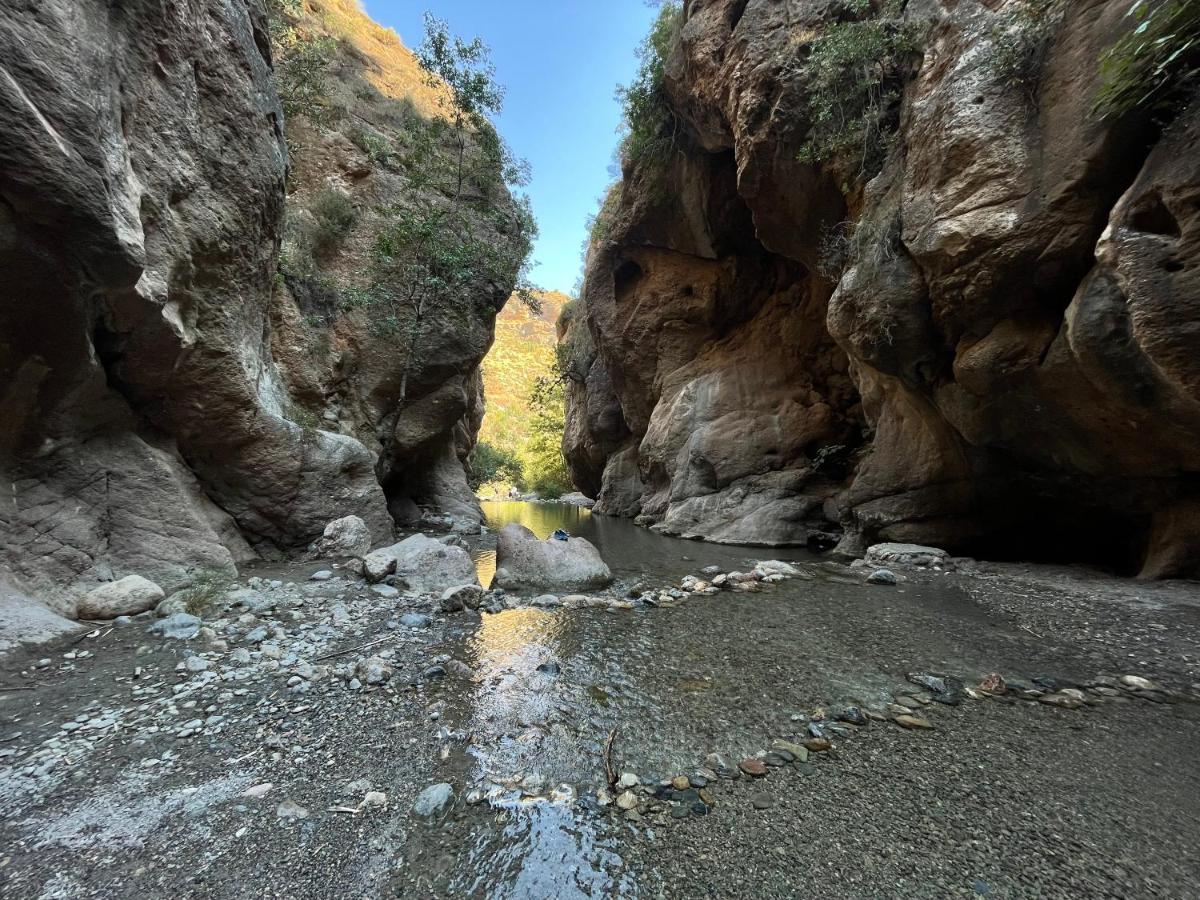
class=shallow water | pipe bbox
[473,500,816,588]
[419,503,1163,895]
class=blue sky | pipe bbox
[361,1,659,294]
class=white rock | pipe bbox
[493,524,613,591]
[311,515,373,559]
[78,576,165,620]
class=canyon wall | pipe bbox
[565,0,1200,577]
[0,0,517,616]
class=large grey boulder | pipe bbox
[362,534,478,591]
[310,515,373,559]
[865,543,949,568]
[77,576,165,620]
[493,524,613,591]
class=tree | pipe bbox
[521,372,572,497]
[351,14,541,402]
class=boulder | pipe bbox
[865,544,949,568]
[77,576,165,620]
[493,524,613,591]
[362,534,478,591]
[311,516,373,559]
[559,492,596,508]
[441,584,484,612]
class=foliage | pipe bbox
[469,442,523,491]
[616,2,684,169]
[349,126,393,167]
[345,14,540,400]
[1095,0,1200,120]
[268,0,339,127]
[984,0,1067,99]
[175,571,231,617]
[816,209,901,282]
[555,298,594,384]
[520,373,573,497]
[794,0,920,178]
[309,188,356,257]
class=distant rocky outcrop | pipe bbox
[564,0,1200,577]
[0,0,522,618]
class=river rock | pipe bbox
[894,714,934,730]
[413,783,454,817]
[441,584,484,612]
[77,576,165,620]
[310,515,373,559]
[148,613,202,640]
[362,534,478,591]
[866,544,949,569]
[738,758,767,777]
[867,569,898,586]
[492,524,613,591]
[753,560,800,579]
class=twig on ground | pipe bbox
[315,636,393,662]
[603,726,619,792]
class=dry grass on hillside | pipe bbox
[300,0,448,115]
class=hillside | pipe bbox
[480,290,570,452]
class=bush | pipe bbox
[985,0,1067,100]
[309,188,356,257]
[1095,0,1200,121]
[469,442,522,491]
[616,2,684,169]
[795,0,920,178]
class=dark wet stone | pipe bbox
[807,722,826,738]
[671,804,691,819]
[678,789,701,805]
[907,672,965,706]
[536,661,561,675]
[689,774,709,788]
[691,801,710,816]
[751,793,774,810]
[837,706,868,726]
[706,753,741,779]
[772,749,796,763]
[423,665,446,680]
[795,763,818,777]
[762,752,788,767]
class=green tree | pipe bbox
[353,13,540,402]
[469,441,522,491]
[520,373,572,497]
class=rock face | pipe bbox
[493,524,613,591]
[0,0,519,618]
[564,0,1200,577]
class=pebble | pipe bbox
[1121,675,1160,691]
[616,791,639,811]
[413,783,454,817]
[751,793,774,810]
[739,758,767,778]
[184,657,209,673]
[770,740,809,762]
[894,714,934,730]
[837,706,868,726]
[371,585,400,599]
[400,613,431,629]
[671,775,690,790]
[1039,692,1083,709]
[618,772,640,789]
[361,791,388,809]
[803,738,831,752]
[276,800,308,820]
[867,569,898,585]
[310,570,334,582]
[243,783,274,798]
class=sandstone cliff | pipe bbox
[0,0,523,615]
[565,0,1200,577]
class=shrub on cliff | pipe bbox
[617,2,684,170]
[795,0,921,179]
[1095,0,1200,121]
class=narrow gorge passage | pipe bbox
[2,1,1200,898]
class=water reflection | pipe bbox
[474,500,821,588]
